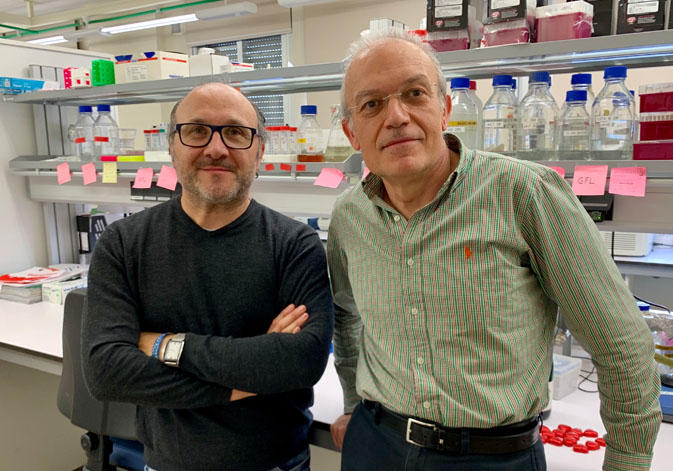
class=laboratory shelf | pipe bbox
[538,159,673,180]
[4,30,673,105]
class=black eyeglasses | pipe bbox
[175,123,258,149]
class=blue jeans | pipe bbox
[341,402,546,471]
[144,447,310,471]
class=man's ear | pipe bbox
[342,118,361,151]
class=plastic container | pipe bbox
[72,105,95,160]
[115,128,137,154]
[469,80,484,146]
[91,59,115,87]
[427,29,469,52]
[535,1,594,43]
[591,66,634,160]
[518,71,558,161]
[632,140,673,160]
[483,75,518,154]
[552,354,582,400]
[482,18,531,47]
[93,104,119,157]
[639,82,673,113]
[559,90,591,161]
[447,77,479,149]
[639,113,673,141]
[297,105,324,162]
[324,104,354,162]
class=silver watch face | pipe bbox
[165,341,181,361]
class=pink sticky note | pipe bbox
[81,162,97,185]
[57,162,71,184]
[571,165,608,196]
[363,167,371,179]
[133,168,154,189]
[549,167,565,179]
[314,168,345,189]
[156,165,178,191]
[609,167,647,197]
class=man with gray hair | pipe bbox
[328,29,660,470]
[83,82,334,471]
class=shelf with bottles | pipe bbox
[3,31,673,106]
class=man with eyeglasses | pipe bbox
[327,29,660,471]
[82,83,334,471]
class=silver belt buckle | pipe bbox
[406,417,442,447]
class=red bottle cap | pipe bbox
[596,438,606,447]
[541,425,551,434]
[558,424,571,432]
[572,428,583,434]
[586,441,600,451]
[564,437,578,447]
[553,429,566,437]
[565,432,581,439]
[583,429,599,438]
[541,435,549,444]
[573,444,589,453]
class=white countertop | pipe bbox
[2,300,672,469]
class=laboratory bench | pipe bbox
[1,298,673,469]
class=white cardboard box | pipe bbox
[189,54,231,76]
[42,278,87,305]
[552,353,582,400]
[115,51,189,83]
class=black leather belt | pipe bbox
[362,400,540,455]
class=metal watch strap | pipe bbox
[162,333,186,367]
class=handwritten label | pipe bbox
[81,162,97,185]
[571,165,608,196]
[133,168,154,189]
[314,168,345,189]
[609,167,647,197]
[157,165,177,191]
[56,162,71,184]
[102,162,117,183]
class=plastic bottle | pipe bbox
[73,105,95,160]
[324,104,354,162]
[297,105,324,162]
[483,75,518,154]
[446,77,480,149]
[558,90,591,161]
[518,71,558,161]
[469,81,484,147]
[591,66,634,160]
[93,104,120,157]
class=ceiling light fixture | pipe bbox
[277,0,340,7]
[196,1,258,20]
[63,28,110,41]
[27,35,68,45]
[100,14,199,35]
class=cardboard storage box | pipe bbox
[189,53,231,76]
[42,278,87,305]
[114,51,189,83]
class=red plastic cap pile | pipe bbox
[541,424,606,454]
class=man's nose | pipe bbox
[383,95,410,127]
[204,130,230,157]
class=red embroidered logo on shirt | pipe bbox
[464,246,473,260]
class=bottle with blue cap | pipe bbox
[518,71,558,161]
[558,90,591,161]
[297,105,324,162]
[560,73,595,117]
[446,77,479,149]
[590,66,634,160]
[93,104,120,157]
[73,105,95,159]
[483,74,518,154]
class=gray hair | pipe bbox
[340,28,447,125]
[168,83,268,146]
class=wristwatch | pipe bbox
[162,333,185,367]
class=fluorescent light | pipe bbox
[27,35,68,45]
[63,28,110,41]
[195,1,258,20]
[100,14,198,35]
[277,0,339,7]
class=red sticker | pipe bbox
[265,163,275,171]
[296,164,306,172]
[280,163,291,171]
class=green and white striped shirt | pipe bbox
[327,134,661,470]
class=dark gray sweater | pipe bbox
[82,197,334,471]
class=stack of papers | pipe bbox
[0,265,87,304]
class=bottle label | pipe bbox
[448,120,477,126]
[297,138,307,143]
[563,130,588,137]
[595,115,611,123]
[94,136,109,142]
[627,1,659,15]
[446,127,466,133]
[75,137,87,143]
[484,120,504,128]
[521,118,545,129]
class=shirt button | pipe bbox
[423,401,431,409]
[407,258,414,267]
[411,308,419,315]
[417,357,424,365]
[393,215,401,222]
